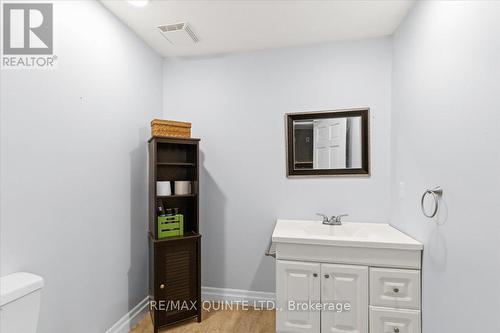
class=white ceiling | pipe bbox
[101,0,414,58]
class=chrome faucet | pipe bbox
[316,213,348,225]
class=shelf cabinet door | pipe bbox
[321,263,368,333]
[276,260,321,333]
[153,237,200,327]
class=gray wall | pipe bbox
[391,1,500,332]
[0,1,162,332]
[163,38,393,292]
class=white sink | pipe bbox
[272,219,423,250]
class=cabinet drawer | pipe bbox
[370,307,421,333]
[370,268,420,309]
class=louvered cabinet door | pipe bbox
[154,236,201,327]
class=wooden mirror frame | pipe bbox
[286,108,370,177]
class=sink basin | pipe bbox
[272,219,422,250]
[303,223,377,238]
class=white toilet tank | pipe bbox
[0,272,44,333]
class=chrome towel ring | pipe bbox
[421,186,443,218]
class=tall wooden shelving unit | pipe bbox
[148,136,201,332]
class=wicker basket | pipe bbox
[151,119,191,138]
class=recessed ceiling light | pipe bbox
[127,0,149,7]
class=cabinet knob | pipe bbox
[313,273,318,277]
[160,284,165,290]
[394,328,400,333]
[324,274,330,279]
[393,288,400,293]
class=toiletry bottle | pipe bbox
[157,198,167,217]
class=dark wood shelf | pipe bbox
[148,136,201,329]
[149,231,201,243]
[157,162,196,167]
[149,136,200,144]
[157,194,197,199]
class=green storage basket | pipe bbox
[157,214,184,239]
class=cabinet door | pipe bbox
[154,237,200,327]
[276,260,321,333]
[321,264,368,333]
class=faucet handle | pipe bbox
[316,213,329,223]
[335,214,349,222]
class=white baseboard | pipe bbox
[105,296,149,333]
[106,287,275,333]
[202,286,275,305]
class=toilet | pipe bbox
[0,272,44,333]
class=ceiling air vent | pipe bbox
[157,23,199,44]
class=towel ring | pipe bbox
[421,186,443,218]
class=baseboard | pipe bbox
[105,287,275,332]
[202,286,275,305]
[105,296,149,333]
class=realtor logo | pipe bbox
[2,2,56,68]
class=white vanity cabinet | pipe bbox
[272,220,423,333]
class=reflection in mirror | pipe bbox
[287,108,369,176]
[293,117,362,170]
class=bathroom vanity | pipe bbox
[272,219,423,333]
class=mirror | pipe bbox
[286,108,370,176]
